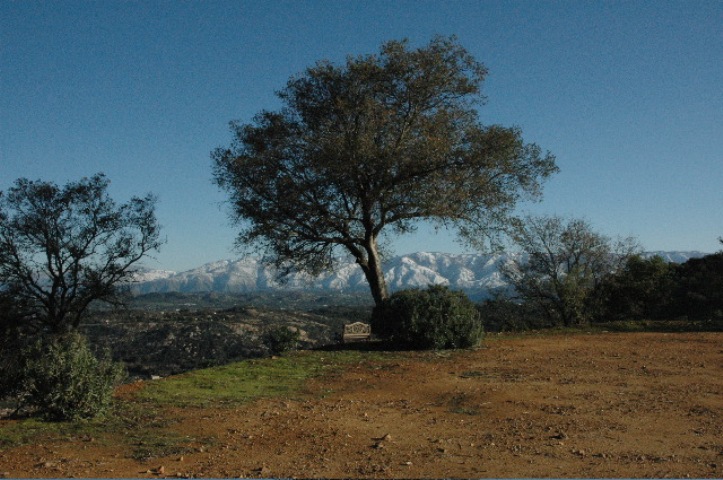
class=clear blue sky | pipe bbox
[2,0,721,272]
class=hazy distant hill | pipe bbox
[131,251,707,299]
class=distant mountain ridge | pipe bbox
[131,251,708,299]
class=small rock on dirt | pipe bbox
[252,466,271,475]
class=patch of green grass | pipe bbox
[0,405,201,461]
[0,418,63,449]
[0,412,119,450]
[137,358,307,407]
[128,432,202,462]
[137,349,394,407]
[0,388,184,452]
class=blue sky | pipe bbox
[2,0,721,272]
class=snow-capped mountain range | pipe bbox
[131,251,707,299]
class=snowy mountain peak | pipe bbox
[131,251,707,299]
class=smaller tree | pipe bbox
[502,215,639,326]
[0,174,162,333]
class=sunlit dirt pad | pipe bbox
[1,332,720,478]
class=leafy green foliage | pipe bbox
[263,325,301,355]
[372,285,483,349]
[589,251,722,330]
[595,255,676,321]
[3,332,126,421]
[501,243,722,331]
[672,252,723,326]
[213,36,557,307]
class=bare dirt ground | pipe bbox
[1,332,721,478]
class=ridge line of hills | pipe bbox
[132,251,708,300]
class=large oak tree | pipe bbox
[213,36,557,306]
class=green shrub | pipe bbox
[372,286,484,350]
[262,325,301,355]
[8,332,126,421]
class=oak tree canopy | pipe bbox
[213,36,557,306]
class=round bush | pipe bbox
[372,285,483,350]
[15,332,126,421]
[262,325,301,355]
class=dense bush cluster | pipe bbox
[0,332,125,421]
[594,252,723,329]
[476,297,553,332]
[372,286,484,349]
[672,252,723,323]
[595,255,677,321]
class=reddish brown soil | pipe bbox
[1,332,721,478]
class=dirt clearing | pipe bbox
[1,332,720,478]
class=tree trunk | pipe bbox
[358,240,389,307]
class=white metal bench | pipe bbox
[342,322,372,343]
